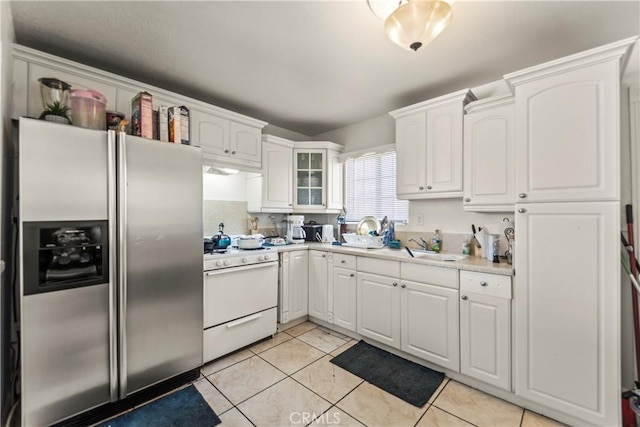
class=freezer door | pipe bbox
[18,118,118,425]
[118,135,203,398]
[21,285,111,426]
[19,117,108,221]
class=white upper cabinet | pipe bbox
[293,141,344,213]
[395,113,427,195]
[390,89,476,199]
[12,45,267,170]
[504,38,637,203]
[247,135,294,213]
[463,95,515,211]
[229,121,262,163]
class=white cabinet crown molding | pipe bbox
[262,134,294,148]
[294,140,344,152]
[388,88,477,119]
[464,94,514,114]
[13,44,268,128]
[504,36,639,89]
[337,143,395,163]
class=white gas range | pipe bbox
[202,246,278,362]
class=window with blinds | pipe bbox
[344,151,409,223]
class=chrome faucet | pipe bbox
[408,237,429,251]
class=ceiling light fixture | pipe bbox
[368,0,454,52]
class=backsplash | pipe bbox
[203,200,249,236]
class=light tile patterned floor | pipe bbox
[197,321,566,427]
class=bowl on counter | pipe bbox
[237,236,264,249]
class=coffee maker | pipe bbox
[286,215,306,244]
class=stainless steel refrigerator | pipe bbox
[17,117,203,426]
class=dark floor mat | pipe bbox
[330,340,445,408]
[98,385,221,427]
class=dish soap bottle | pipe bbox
[462,235,471,255]
[431,229,441,253]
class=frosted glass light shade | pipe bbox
[384,0,452,51]
[368,0,455,20]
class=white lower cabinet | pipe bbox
[400,280,459,371]
[357,272,401,348]
[278,250,308,324]
[459,270,512,391]
[332,267,356,331]
[308,250,329,322]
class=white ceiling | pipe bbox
[9,1,640,136]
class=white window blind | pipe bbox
[344,151,409,223]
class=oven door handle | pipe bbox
[205,261,276,276]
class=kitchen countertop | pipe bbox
[274,242,514,276]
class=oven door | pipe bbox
[203,261,278,328]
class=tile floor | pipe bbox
[195,321,566,427]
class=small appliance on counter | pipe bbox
[286,215,306,244]
[207,223,231,253]
[302,221,323,242]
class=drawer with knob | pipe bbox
[460,270,511,299]
[334,253,356,270]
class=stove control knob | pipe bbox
[263,254,271,261]
[223,260,231,266]
[216,260,223,267]
[258,255,265,261]
[242,257,248,263]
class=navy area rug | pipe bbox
[99,385,221,427]
[330,340,445,408]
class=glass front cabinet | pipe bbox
[293,142,343,213]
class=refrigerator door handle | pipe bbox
[107,130,118,402]
[117,131,128,399]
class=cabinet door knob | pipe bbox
[427,185,432,190]
[464,198,471,202]
[224,149,230,153]
[341,260,345,264]
[401,284,406,288]
[350,273,355,277]
[461,295,468,300]
[518,208,527,213]
[392,282,398,287]
[480,281,488,286]
[518,193,527,198]
[232,151,236,155]
[419,186,424,190]
[289,203,292,206]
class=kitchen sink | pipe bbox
[410,250,467,262]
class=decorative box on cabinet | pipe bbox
[463,94,515,211]
[293,141,344,213]
[278,250,309,324]
[389,89,476,199]
[247,135,294,213]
